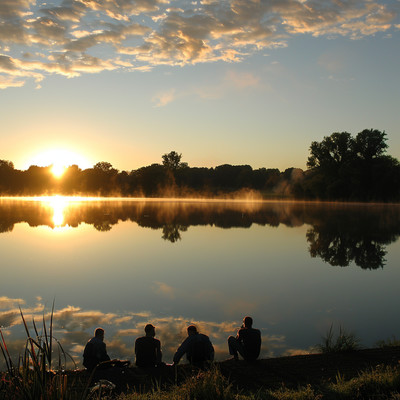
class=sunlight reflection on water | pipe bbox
[0,198,399,369]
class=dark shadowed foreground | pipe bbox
[218,346,400,391]
[61,346,400,395]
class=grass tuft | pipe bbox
[375,336,400,349]
[316,324,360,354]
[325,364,400,399]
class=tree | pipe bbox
[0,160,16,194]
[133,164,167,196]
[162,151,188,170]
[94,161,116,173]
[353,129,388,161]
[307,132,354,170]
[60,164,82,194]
[303,129,399,201]
[305,132,355,199]
[0,160,14,170]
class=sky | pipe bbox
[0,0,399,173]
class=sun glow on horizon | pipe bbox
[24,149,92,178]
[51,163,67,178]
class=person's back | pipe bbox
[173,325,214,367]
[135,324,162,368]
[237,326,261,360]
[187,333,213,366]
[83,328,111,371]
[135,336,161,367]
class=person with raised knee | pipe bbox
[228,316,261,361]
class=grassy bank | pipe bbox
[2,310,400,399]
[115,363,400,400]
[1,350,400,399]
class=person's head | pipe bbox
[187,325,198,336]
[243,316,253,328]
[145,324,155,337]
[94,327,105,340]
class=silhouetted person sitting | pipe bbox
[135,324,163,368]
[83,327,130,393]
[83,327,111,371]
[172,325,214,367]
[228,316,261,361]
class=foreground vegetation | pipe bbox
[114,364,400,400]
[1,129,399,201]
[1,362,400,400]
[1,309,400,400]
[0,305,91,400]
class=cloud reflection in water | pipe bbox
[0,296,283,369]
[1,199,400,371]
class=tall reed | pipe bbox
[0,301,85,400]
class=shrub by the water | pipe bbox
[316,324,360,354]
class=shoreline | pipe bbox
[59,346,400,392]
[2,346,400,398]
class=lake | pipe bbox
[0,197,399,369]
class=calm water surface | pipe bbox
[0,197,399,368]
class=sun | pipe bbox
[51,162,67,178]
[25,149,92,178]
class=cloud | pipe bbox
[152,280,176,298]
[0,296,25,309]
[0,0,398,87]
[0,298,291,367]
[224,70,260,89]
[0,0,35,19]
[0,311,20,328]
[152,69,262,106]
[152,89,177,107]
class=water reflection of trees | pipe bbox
[161,224,188,243]
[307,230,388,269]
[1,200,399,269]
[305,205,400,269]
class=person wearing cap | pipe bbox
[228,316,261,361]
[172,325,214,367]
[135,324,163,368]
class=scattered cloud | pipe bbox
[152,88,177,107]
[0,297,301,369]
[0,0,397,88]
[152,69,262,106]
[152,280,176,298]
[224,70,260,89]
[0,296,25,309]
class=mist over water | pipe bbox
[0,198,399,370]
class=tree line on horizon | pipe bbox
[0,129,399,201]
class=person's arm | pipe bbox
[256,329,262,348]
[156,340,162,364]
[99,342,111,362]
[172,337,190,364]
[207,339,215,361]
[236,328,244,345]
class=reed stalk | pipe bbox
[0,302,85,400]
